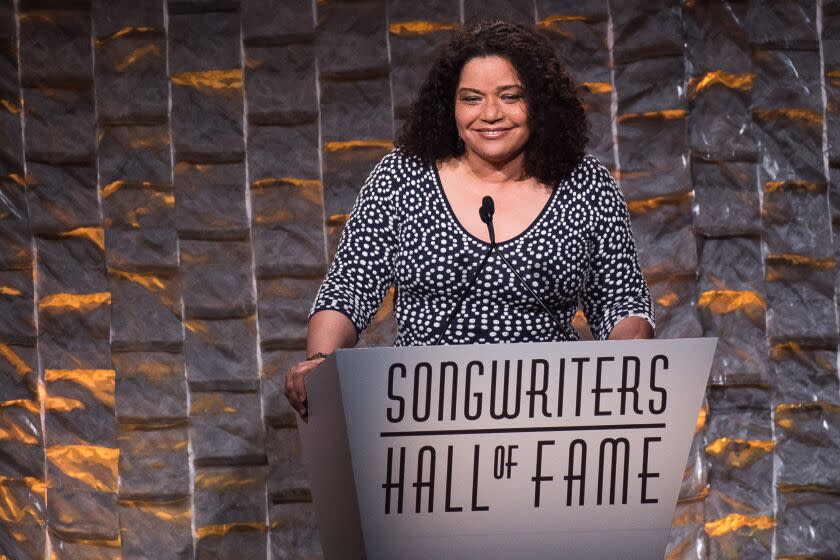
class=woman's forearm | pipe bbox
[608,315,654,340]
[285,311,357,420]
[307,310,358,355]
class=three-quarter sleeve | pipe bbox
[580,161,655,340]
[309,151,399,335]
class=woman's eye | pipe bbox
[461,96,481,103]
[502,94,523,102]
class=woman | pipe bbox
[286,20,654,419]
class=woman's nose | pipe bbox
[480,99,503,122]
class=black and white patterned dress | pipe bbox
[310,149,654,346]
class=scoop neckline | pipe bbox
[431,161,559,248]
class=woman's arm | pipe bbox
[608,315,654,340]
[284,310,358,420]
[307,309,358,356]
[285,152,401,419]
[580,159,656,340]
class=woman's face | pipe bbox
[454,55,530,165]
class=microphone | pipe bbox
[480,196,578,340]
[479,196,496,246]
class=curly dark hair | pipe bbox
[397,20,588,187]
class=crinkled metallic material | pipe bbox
[0,1,837,558]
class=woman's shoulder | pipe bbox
[375,147,432,180]
[561,154,623,200]
[561,153,614,187]
[364,148,437,206]
[357,148,436,215]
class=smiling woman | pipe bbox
[284,20,655,420]
[440,56,549,247]
[454,56,530,165]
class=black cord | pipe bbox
[491,247,579,340]
[434,246,494,345]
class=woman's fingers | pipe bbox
[284,364,307,418]
[291,365,308,417]
[283,368,302,416]
[284,358,325,419]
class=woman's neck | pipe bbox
[460,148,526,184]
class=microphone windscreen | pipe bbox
[480,196,495,223]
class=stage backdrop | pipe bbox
[1,0,839,558]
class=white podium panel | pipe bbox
[299,338,716,560]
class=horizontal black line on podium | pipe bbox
[380,423,666,437]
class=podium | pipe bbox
[298,338,716,560]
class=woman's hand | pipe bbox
[284,357,325,421]
[287,310,357,420]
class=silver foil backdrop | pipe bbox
[1,0,839,558]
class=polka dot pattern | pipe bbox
[311,149,655,345]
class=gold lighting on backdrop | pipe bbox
[626,192,693,215]
[170,69,243,91]
[688,71,754,98]
[38,292,111,313]
[45,445,119,493]
[323,140,394,152]
[388,21,460,35]
[705,437,774,469]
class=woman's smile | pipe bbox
[474,127,513,139]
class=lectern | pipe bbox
[298,338,716,560]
